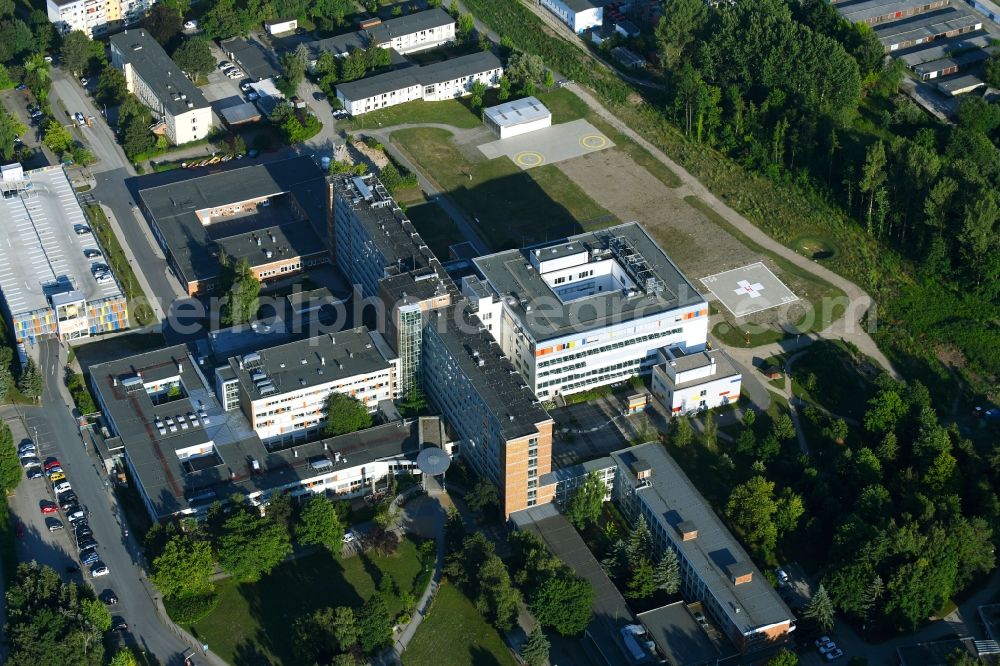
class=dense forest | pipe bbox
[656,0,1000,384]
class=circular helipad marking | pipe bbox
[581,134,608,149]
[515,150,545,167]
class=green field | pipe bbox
[351,98,484,130]
[190,539,423,666]
[391,127,616,250]
[402,582,516,666]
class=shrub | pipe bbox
[164,592,220,624]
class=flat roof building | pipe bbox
[422,303,554,517]
[912,45,994,78]
[219,37,282,82]
[482,96,552,139]
[935,71,987,94]
[136,156,330,295]
[470,222,708,399]
[896,32,993,65]
[0,165,128,350]
[335,51,503,116]
[612,443,795,654]
[222,327,398,446]
[110,30,213,145]
[836,0,950,26]
[650,346,742,416]
[302,8,455,68]
[874,7,983,51]
[540,0,604,33]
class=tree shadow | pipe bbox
[468,645,506,666]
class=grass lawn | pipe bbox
[683,196,847,347]
[402,581,516,666]
[391,127,616,250]
[350,98,483,130]
[84,205,156,327]
[190,539,424,666]
[406,201,466,259]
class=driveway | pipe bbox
[48,68,131,175]
[13,338,204,665]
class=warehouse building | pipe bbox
[835,0,950,26]
[936,72,987,94]
[896,32,993,66]
[912,46,994,79]
[0,165,128,351]
[335,51,503,116]
[612,443,795,654]
[874,7,983,51]
[482,97,552,139]
[90,344,449,521]
[110,30,213,145]
[540,0,604,33]
[136,156,329,295]
[469,222,709,399]
[220,326,398,446]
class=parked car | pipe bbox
[40,502,58,514]
[239,81,252,92]
[53,481,72,495]
[247,92,259,101]
[20,456,40,467]
[59,494,78,511]
[111,616,127,631]
[342,530,356,543]
[43,55,53,63]
[49,471,66,483]
[217,61,231,70]
[183,19,197,29]
[15,83,26,90]
[18,443,36,455]
[73,225,91,235]
[78,537,98,551]
[75,112,85,125]
[815,637,833,649]
[84,249,102,258]
[46,518,64,532]
[101,589,119,605]
[26,467,43,480]
[776,568,790,586]
[825,649,844,661]
[91,562,110,577]
[66,507,86,523]
[44,459,61,471]
[75,526,93,542]
[80,548,99,565]
[45,466,63,477]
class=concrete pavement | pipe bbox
[49,69,133,176]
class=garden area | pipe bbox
[390,127,616,250]
[189,538,427,666]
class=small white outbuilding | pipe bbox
[482,96,552,139]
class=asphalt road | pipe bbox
[31,338,195,665]
[49,68,131,175]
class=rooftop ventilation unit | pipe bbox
[121,375,143,393]
[242,352,262,368]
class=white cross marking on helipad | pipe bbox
[734,280,765,298]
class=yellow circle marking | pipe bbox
[515,150,545,167]
[581,134,608,149]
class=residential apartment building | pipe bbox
[47,0,152,37]
[470,222,709,399]
[110,30,213,144]
[540,0,604,33]
[611,443,795,654]
[224,327,398,446]
[650,346,742,416]
[335,51,503,116]
[422,303,554,517]
[303,8,455,68]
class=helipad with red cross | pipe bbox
[700,262,798,317]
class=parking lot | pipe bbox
[201,42,255,121]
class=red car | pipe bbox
[44,459,61,471]
[40,502,58,514]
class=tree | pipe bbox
[324,392,372,436]
[626,556,657,599]
[654,0,707,70]
[145,4,183,46]
[24,53,52,104]
[221,257,260,326]
[0,0,13,17]
[476,554,521,630]
[278,43,308,97]
[521,625,550,666]
[671,414,693,447]
[18,357,43,400]
[43,120,74,154]
[81,597,112,632]
[296,495,344,548]
[725,476,778,556]
[397,385,427,416]
[469,79,487,110]
[566,470,606,529]
[0,420,21,492]
[293,606,356,664]
[985,53,1000,89]
[110,650,139,666]
[530,574,593,636]
[150,533,215,599]
[654,548,681,595]
[61,31,104,76]
[357,593,392,653]
[265,491,293,534]
[771,413,795,442]
[216,509,292,582]
[864,388,906,434]
[465,477,499,514]
[767,648,799,666]
[458,12,475,42]
[497,74,511,101]
[803,584,836,633]
[774,487,804,536]
[172,37,215,79]
[627,515,653,566]
[701,409,718,451]
[0,106,25,162]
[0,18,32,64]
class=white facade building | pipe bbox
[470,223,709,400]
[336,51,502,116]
[226,327,399,445]
[540,0,604,33]
[650,346,742,416]
[367,8,456,54]
[47,0,152,37]
[110,30,213,145]
[482,97,552,139]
